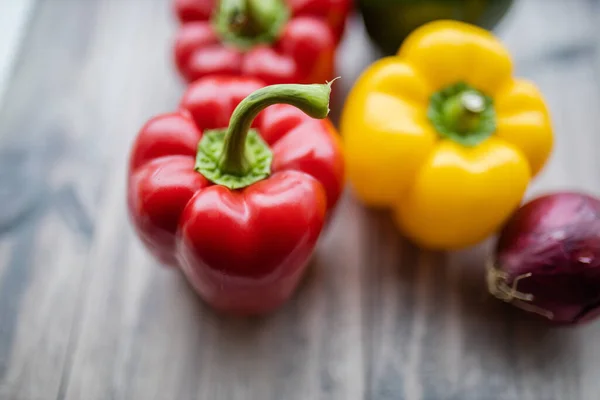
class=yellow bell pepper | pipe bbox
[341,20,553,250]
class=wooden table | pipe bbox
[1,1,599,399]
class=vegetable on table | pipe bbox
[341,20,553,250]
[127,77,345,315]
[489,192,600,325]
[173,0,351,85]
[357,0,514,55]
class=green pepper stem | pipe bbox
[219,81,336,176]
[247,0,282,34]
[213,0,289,49]
[428,82,495,147]
[442,91,486,134]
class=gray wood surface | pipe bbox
[1,0,600,399]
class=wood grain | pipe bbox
[1,0,600,399]
[0,0,35,107]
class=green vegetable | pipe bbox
[357,0,514,55]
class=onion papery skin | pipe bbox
[489,192,600,324]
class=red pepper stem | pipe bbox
[246,0,281,33]
[214,0,289,49]
[219,81,337,176]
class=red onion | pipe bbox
[488,192,600,324]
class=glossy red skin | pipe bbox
[174,0,350,41]
[172,0,350,85]
[127,76,344,315]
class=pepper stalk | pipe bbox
[213,0,290,50]
[195,80,337,189]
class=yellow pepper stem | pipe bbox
[442,91,486,134]
[428,81,496,147]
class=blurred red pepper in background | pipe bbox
[127,76,344,314]
[173,0,350,85]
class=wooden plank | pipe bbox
[0,0,107,397]
[0,0,600,399]
[0,0,37,108]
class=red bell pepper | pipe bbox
[127,76,344,315]
[173,0,351,85]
